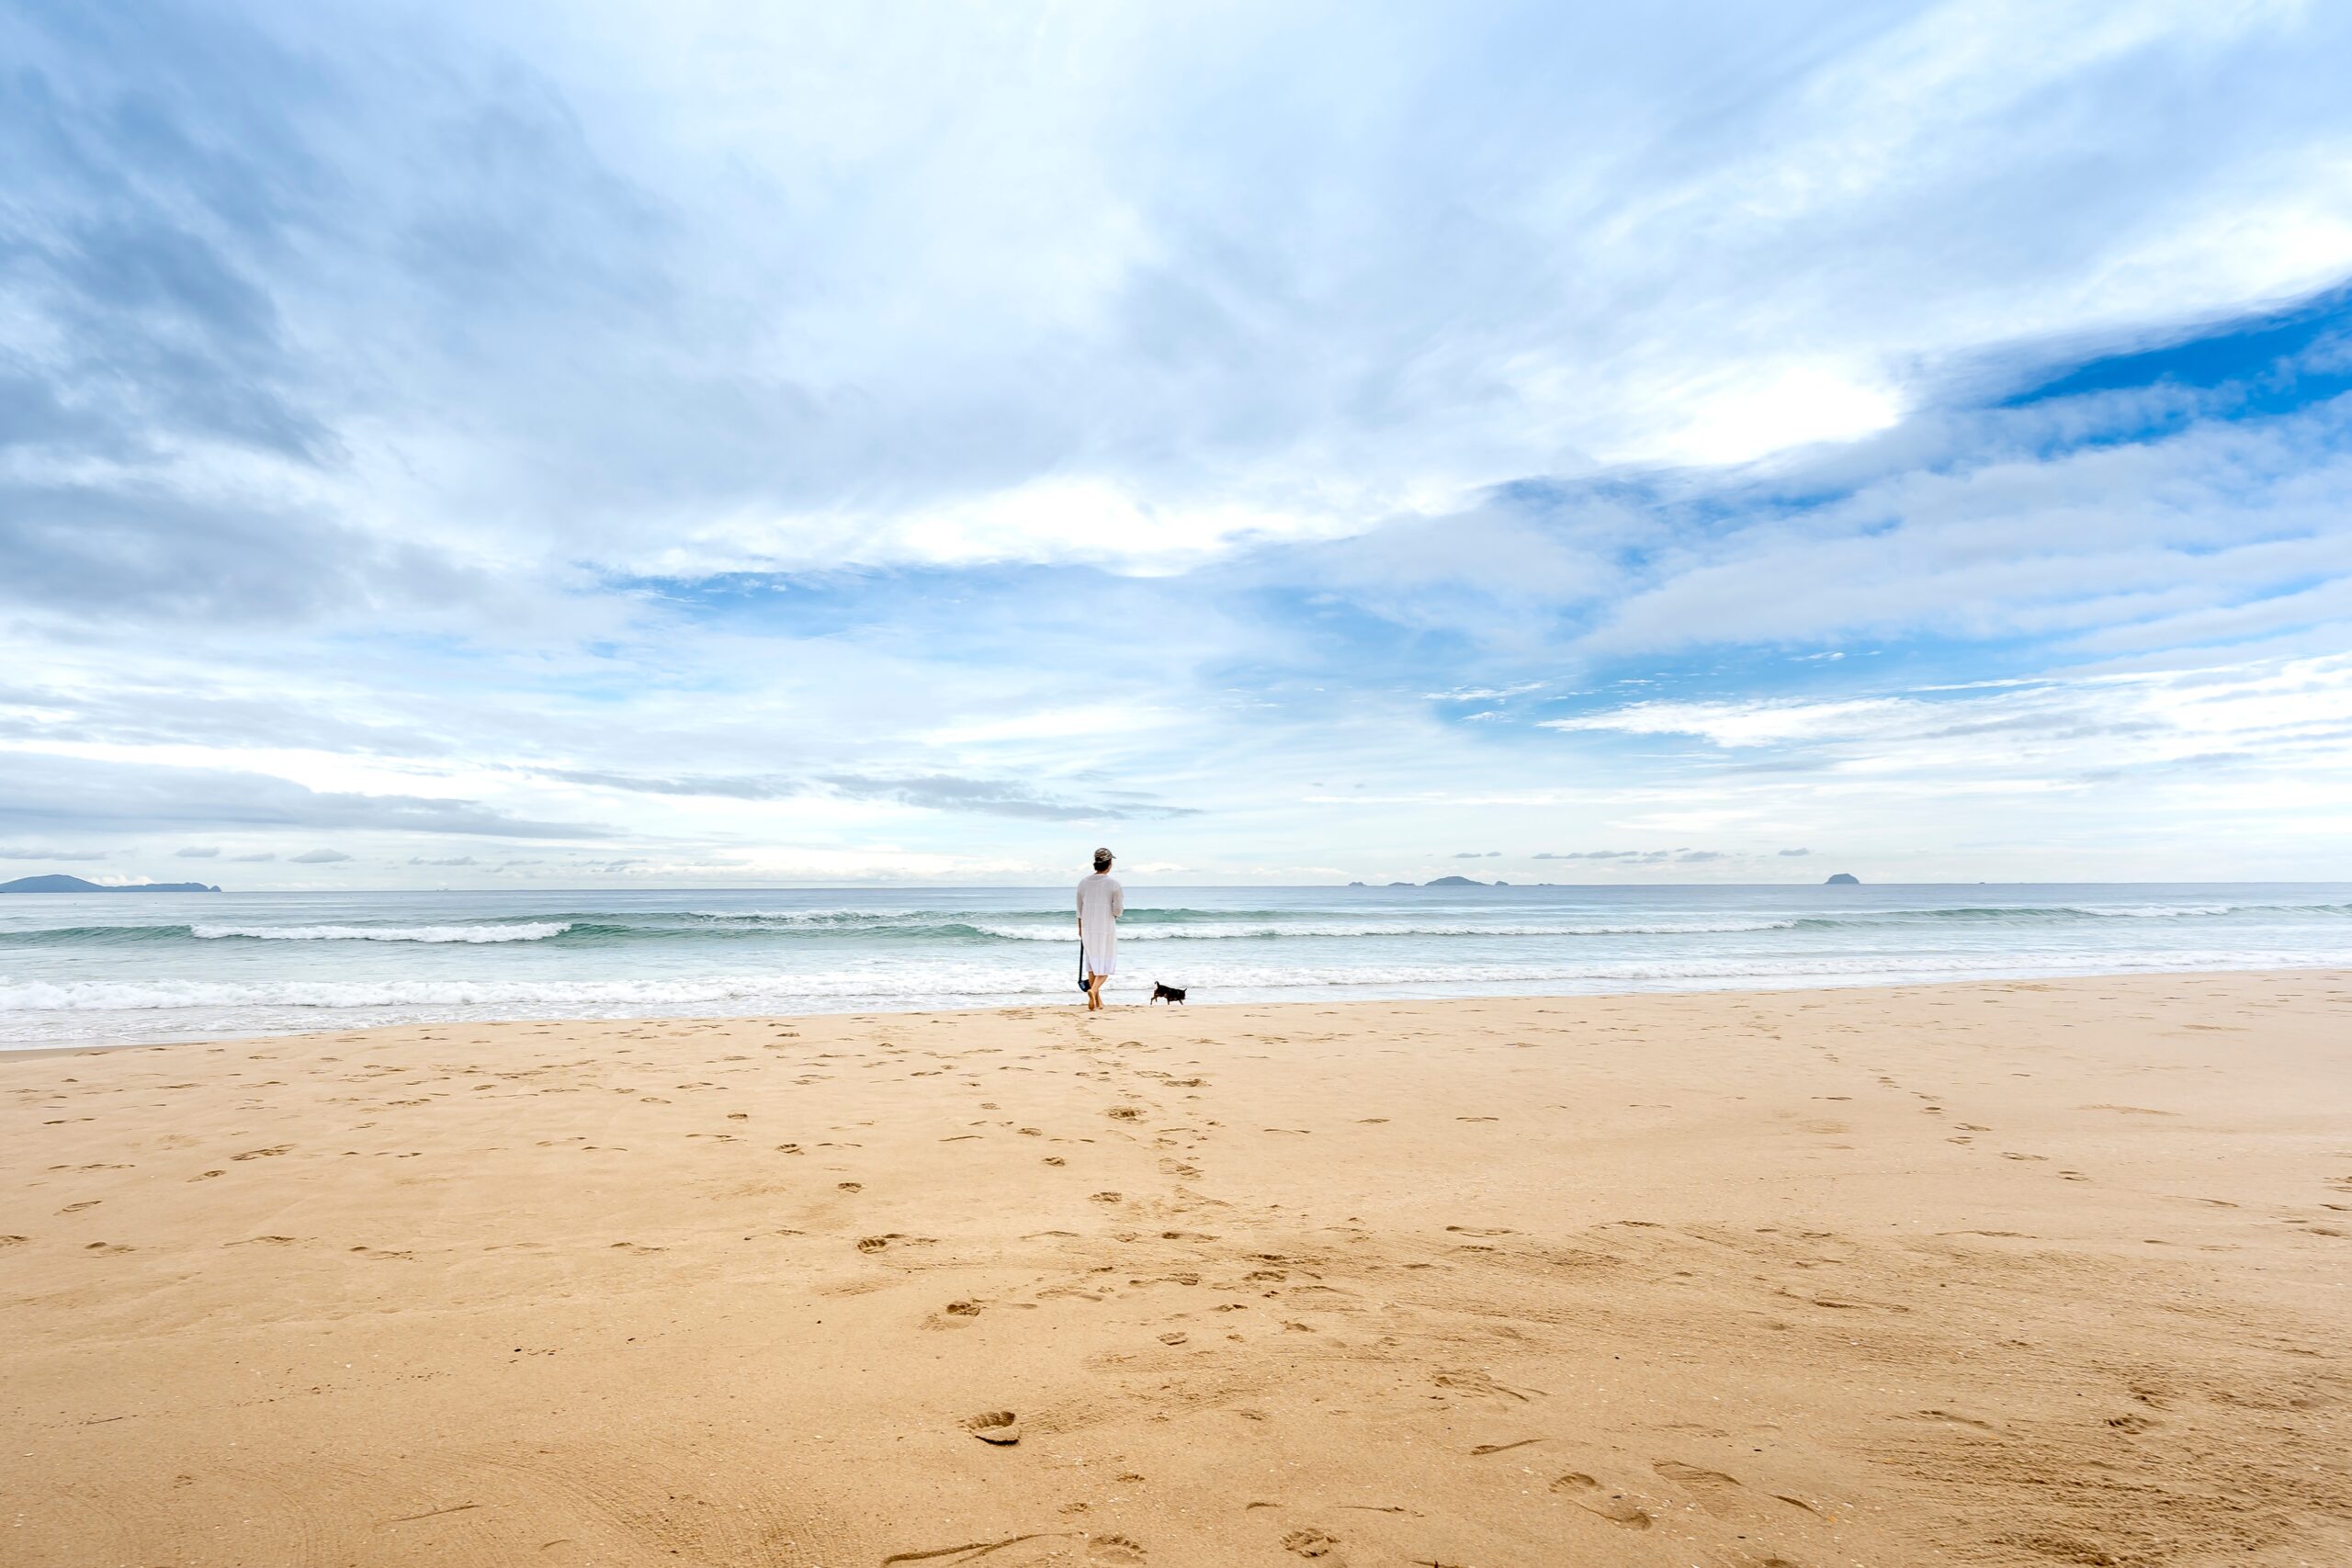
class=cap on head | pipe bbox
[1093,847,1114,872]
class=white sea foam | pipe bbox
[965,919,1802,940]
[189,922,572,944]
[0,948,2313,1017]
[2071,904,2243,919]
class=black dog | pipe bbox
[1149,982,1187,1005]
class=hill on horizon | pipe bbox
[0,874,222,894]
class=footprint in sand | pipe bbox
[837,1181,863,1192]
[231,1145,293,1161]
[1087,1535,1146,1563]
[966,1409,1021,1445]
[1551,1473,1651,1529]
[1091,1191,1124,1204]
[1654,1460,1735,1483]
[1281,1528,1339,1557]
[1107,1106,1143,1121]
[1433,1368,1537,1402]
[1656,1460,1742,1489]
[857,1233,934,1253]
[1910,1408,1997,1431]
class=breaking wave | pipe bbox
[189,922,574,944]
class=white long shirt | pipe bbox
[1077,873,1124,976]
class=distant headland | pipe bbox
[0,874,222,894]
[1825,873,1860,886]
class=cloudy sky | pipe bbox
[5,0,2351,887]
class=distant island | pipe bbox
[0,874,221,894]
[1825,873,1860,886]
[1423,875,1487,886]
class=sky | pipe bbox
[4,0,2352,888]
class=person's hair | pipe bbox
[1093,848,1114,872]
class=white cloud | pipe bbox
[1577,396,2352,657]
[5,1,2351,885]
[1628,365,1905,468]
[1545,697,1913,748]
[15,0,2349,594]
[1545,653,2352,777]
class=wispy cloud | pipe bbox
[0,750,614,840]
[1542,656,2352,773]
[1532,849,1732,864]
[818,775,1202,823]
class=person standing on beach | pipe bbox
[1077,848,1123,1010]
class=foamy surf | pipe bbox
[188,922,574,943]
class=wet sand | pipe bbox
[4,971,2348,1566]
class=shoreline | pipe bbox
[6,958,2349,1060]
[6,970,2347,1565]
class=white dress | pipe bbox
[1077,873,1124,976]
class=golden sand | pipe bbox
[4,972,2348,1566]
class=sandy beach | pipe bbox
[4,971,2347,1567]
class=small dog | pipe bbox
[1149,982,1188,1005]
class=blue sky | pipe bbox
[4,0,2351,886]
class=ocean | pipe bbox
[1,882,2345,1050]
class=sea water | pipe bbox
[1,883,2346,1049]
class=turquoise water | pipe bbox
[1,883,2345,1048]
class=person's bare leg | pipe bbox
[1088,973,1106,1010]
